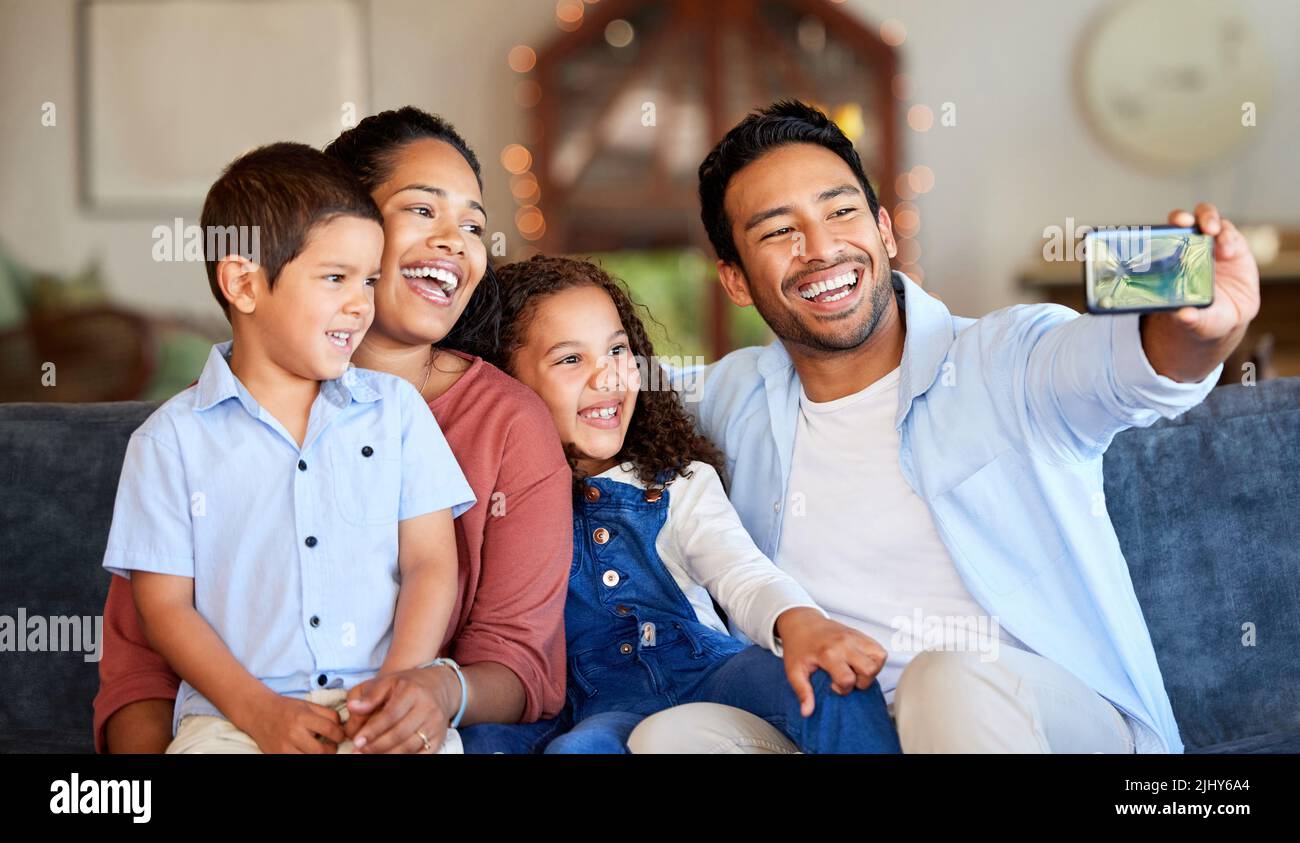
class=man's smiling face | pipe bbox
[718,142,899,354]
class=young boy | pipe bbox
[101,143,475,754]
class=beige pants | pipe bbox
[166,689,463,754]
[625,646,1136,754]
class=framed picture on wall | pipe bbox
[77,0,371,215]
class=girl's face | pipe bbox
[510,285,642,477]
[367,138,488,346]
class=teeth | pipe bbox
[401,266,459,291]
[326,331,350,348]
[799,270,858,300]
[582,406,617,419]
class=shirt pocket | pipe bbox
[934,449,1067,597]
[328,434,402,527]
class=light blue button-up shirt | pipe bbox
[679,271,1220,753]
[103,342,475,733]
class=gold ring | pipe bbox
[416,730,432,752]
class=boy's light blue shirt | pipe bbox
[103,341,476,734]
[678,271,1220,753]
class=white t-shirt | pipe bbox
[596,461,823,655]
[776,367,1028,700]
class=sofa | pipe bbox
[2,378,1298,753]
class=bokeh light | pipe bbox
[511,172,541,203]
[507,45,536,73]
[516,206,546,240]
[501,144,533,174]
[907,104,934,132]
[605,19,634,47]
[556,0,584,31]
[908,165,935,194]
[881,19,907,47]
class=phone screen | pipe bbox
[1084,226,1214,314]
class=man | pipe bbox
[631,101,1259,753]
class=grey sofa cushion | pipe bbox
[0,379,1297,753]
[1102,377,1300,752]
[0,402,157,753]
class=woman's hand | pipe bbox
[775,607,886,717]
[344,664,461,753]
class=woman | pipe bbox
[93,108,572,754]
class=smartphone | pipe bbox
[1084,225,1214,314]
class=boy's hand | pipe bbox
[775,607,886,717]
[243,693,347,754]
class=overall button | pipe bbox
[316,674,328,687]
[644,489,662,503]
[619,643,633,655]
[309,615,320,628]
[602,570,620,588]
[593,527,610,544]
[584,485,601,502]
[297,459,307,471]
[773,500,782,512]
[304,536,318,548]
[615,605,630,615]
[361,445,374,457]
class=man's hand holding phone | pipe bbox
[1086,203,1260,383]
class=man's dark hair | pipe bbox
[324,106,499,359]
[698,100,881,265]
[200,141,382,318]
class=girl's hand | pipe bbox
[775,608,886,717]
[344,664,460,753]
[243,692,347,754]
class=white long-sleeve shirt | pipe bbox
[595,460,825,655]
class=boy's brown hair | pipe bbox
[492,255,725,491]
[200,142,382,318]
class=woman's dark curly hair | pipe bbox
[491,255,725,492]
[323,106,500,360]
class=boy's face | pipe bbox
[509,285,641,477]
[718,142,898,354]
[247,215,383,381]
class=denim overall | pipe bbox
[457,473,899,754]
[536,474,901,754]
[564,474,749,721]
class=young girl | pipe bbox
[491,255,902,754]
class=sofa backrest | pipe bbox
[1,380,1298,752]
[1,401,157,751]
[1101,377,1300,751]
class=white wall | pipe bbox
[1,0,1296,323]
[850,0,1300,315]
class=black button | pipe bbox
[298,459,307,471]
[317,674,327,686]
[361,445,374,457]
[304,536,317,548]
[310,615,320,627]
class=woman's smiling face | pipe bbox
[368,138,488,346]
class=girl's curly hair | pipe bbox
[491,255,725,492]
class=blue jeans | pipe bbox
[546,644,901,754]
